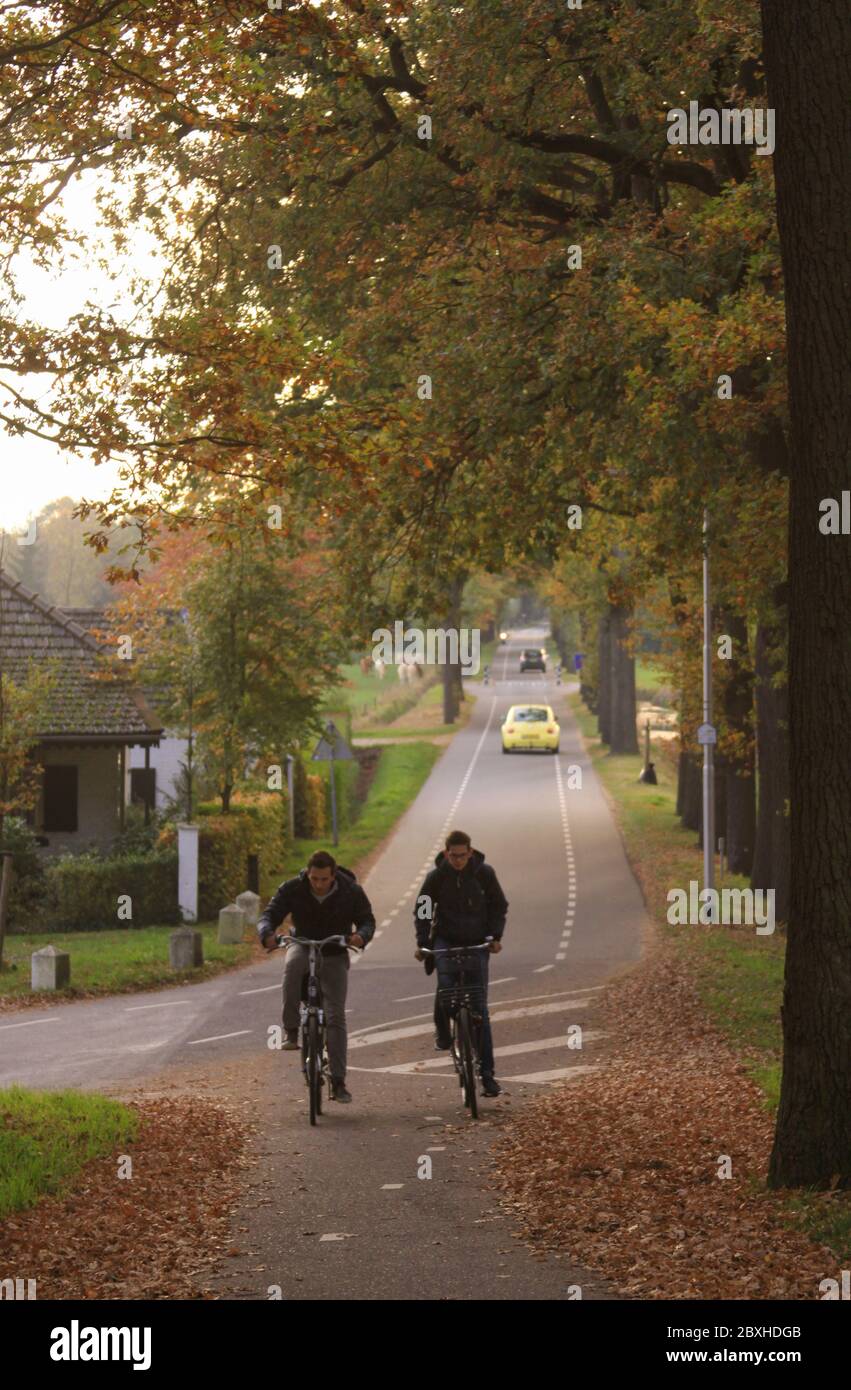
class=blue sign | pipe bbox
[574,653,584,671]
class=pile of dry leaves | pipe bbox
[493,947,843,1299]
[0,1096,254,1299]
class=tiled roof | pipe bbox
[61,605,176,727]
[0,572,162,740]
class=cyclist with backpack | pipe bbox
[413,829,509,1097]
[259,850,376,1103]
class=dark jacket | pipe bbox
[257,865,376,956]
[413,848,508,948]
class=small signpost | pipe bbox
[312,719,355,846]
[697,722,717,746]
[573,652,584,672]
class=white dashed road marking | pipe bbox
[187,1029,252,1046]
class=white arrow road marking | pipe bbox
[348,985,602,1040]
[187,1029,252,1045]
[356,1032,607,1074]
[0,1016,60,1031]
[393,976,516,1003]
[510,1065,603,1084]
[349,998,591,1049]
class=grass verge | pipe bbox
[0,924,253,1007]
[276,739,441,877]
[0,1085,138,1218]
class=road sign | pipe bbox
[574,653,584,671]
[311,720,355,762]
[697,723,717,746]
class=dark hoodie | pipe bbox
[257,865,376,956]
[413,849,508,948]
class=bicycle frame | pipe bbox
[276,933,359,1123]
[420,939,492,1116]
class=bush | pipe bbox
[0,817,47,928]
[32,852,181,931]
[300,773,327,839]
[109,804,165,858]
[160,791,288,919]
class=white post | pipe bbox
[702,510,715,919]
[177,823,200,923]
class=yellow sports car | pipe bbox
[501,704,560,754]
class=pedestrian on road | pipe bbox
[258,851,376,1103]
[413,829,508,1097]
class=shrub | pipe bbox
[0,817,47,928]
[32,852,181,931]
[160,791,288,919]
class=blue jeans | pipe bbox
[433,937,495,1076]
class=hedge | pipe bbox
[29,852,181,932]
[160,791,288,918]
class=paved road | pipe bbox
[2,629,646,1300]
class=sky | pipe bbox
[0,171,157,532]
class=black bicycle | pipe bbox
[419,939,493,1119]
[276,933,360,1124]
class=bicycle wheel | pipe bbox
[317,1035,327,1116]
[307,1014,321,1125]
[457,1008,478,1119]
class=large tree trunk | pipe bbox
[441,575,466,724]
[679,750,702,833]
[608,604,638,754]
[762,0,851,1189]
[597,610,612,744]
[720,612,756,875]
[578,609,597,711]
[751,616,790,920]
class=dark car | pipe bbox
[520,647,546,672]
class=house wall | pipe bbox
[34,744,122,856]
[127,734,188,812]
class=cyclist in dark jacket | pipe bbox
[413,829,508,1097]
[258,851,375,1102]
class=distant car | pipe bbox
[501,705,560,754]
[520,647,546,672]
[499,629,509,641]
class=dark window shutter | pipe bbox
[130,767,156,811]
[43,766,78,833]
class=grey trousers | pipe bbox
[282,944,350,1081]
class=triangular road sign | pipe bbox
[311,719,355,761]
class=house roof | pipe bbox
[0,572,162,743]
[61,605,176,728]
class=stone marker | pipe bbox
[169,927,203,970]
[31,944,71,991]
[235,890,261,926]
[218,903,246,945]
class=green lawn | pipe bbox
[634,655,671,696]
[568,690,851,1259]
[0,923,253,1005]
[356,679,473,738]
[0,1085,138,1218]
[276,739,441,877]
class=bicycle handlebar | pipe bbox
[276,933,363,953]
[419,937,494,958]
